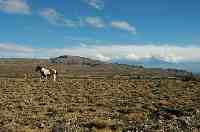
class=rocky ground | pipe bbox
[0,77,200,132]
[0,57,199,131]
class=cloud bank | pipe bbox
[1,42,200,63]
[0,43,34,52]
[0,0,30,14]
[0,43,35,58]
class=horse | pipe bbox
[35,66,57,82]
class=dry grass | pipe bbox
[0,78,199,131]
[0,59,200,131]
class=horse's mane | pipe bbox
[35,65,42,72]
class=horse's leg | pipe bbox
[45,75,48,80]
[47,74,51,81]
[53,74,56,82]
[40,75,43,82]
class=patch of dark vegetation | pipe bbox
[181,74,199,81]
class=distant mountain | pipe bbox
[49,55,104,67]
[114,56,172,67]
[48,55,193,78]
[0,55,195,79]
[114,56,200,73]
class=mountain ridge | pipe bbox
[48,55,194,78]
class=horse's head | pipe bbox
[35,65,42,72]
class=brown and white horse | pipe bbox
[35,66,57,81]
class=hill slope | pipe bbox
[0,55,194,79]
[0,56,199,131]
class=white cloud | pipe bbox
[0,0,30,15]
[0,42,35,58]
[0,43,34,53]
[84,0,104,10]
[1,42,200,64]
[39,8,137,34]
[42,44,200,63]
[39,8,78,28]
[39,9,107,29]
[39,9,106,29]
[84,17,105,28]
[126,53,140,60]
[96,54,110,61]
[111,21,136,34]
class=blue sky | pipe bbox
[0,0,200,72]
